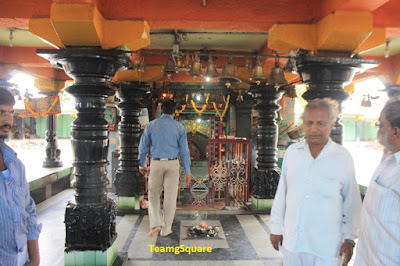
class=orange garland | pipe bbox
[212,95,230,121]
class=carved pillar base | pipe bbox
[296,54,379,144]
[65,198,116,251]
[251,168,280,200]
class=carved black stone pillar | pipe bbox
[42,91,62,168]
[296,55,379,144]
[114,82,150,209]
[250,85,284,201]
[37,48,129,252]
[235,93,254,139]
[42,113,63,167]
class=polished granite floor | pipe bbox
[36,189,283,266]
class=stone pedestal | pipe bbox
[250,84,284,208]
[37,48,129,261]
[114,82,150,211]
[296,54,379,144]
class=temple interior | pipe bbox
[1,0,400,265]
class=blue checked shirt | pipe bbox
[139,114,191,174]
[0,141,42,266]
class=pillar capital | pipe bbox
[34,77,66,93]
[268,11,386,54]
[29,2,150,50]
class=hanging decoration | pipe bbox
[23,96,61,117]
[212,95,230,121]
[175,104,186,115]
[191,94,210,115]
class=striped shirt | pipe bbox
[0,141,42,266]
[139,114,191,174]
[354,151,400,266]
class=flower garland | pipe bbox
[24,97,59,117]
[212,95,230,121]
[175,95,188,116]
[175,104,186,115]
[191,94,210,115]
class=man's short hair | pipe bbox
[0,87,15,106]
[302,97,339,124]
[161,99,177,114]
[382,100,400,128]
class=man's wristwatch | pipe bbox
[344,239,355,247]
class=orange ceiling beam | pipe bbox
[362,54,400,85]
[321,0,389,16]
[1,0,400,31]
[373,0,400,28]
[0,46,50,65]
[0,0,318,31]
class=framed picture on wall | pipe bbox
[104,107,117,131]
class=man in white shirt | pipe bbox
[270,98,362,266]
[354,100,400,265]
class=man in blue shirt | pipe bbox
[0,87,41,266]
[139,99,191,237]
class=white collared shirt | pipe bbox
[271,139,362,259]
[354,150,400,266]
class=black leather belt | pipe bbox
[152,157,178,161]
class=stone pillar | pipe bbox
[296,54,379,144]
[250,84,283,210]
[43,113,63,167]
[114,82,150,211]
[42,92,62,168]
[37,48,129,256]
[234,93,253,139]
[29,117,36,138]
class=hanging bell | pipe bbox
[205,55,219,78]
[245,58,253,71]
[268,62,288,85]
[131,56,140,69]
[184,55,191,68]
[188,53,203,79]
[176,57,183,68]
[138,57,148,72]
[163,54,178,74]
[237,90,244,102]
[361,95,372,107]
[216,91,226,105]
[217,57,241,88]
[250,57,267,84]
[187,93,193,102]
[208,92,216,103]
[284,85,297,98]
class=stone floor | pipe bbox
[36,189,283,266]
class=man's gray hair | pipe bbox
[302,97,339,123]
[381,99,400,128]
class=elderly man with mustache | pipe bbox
[0,87,42,266]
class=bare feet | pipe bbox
[148,226,161,237]
[161,231,173,237]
